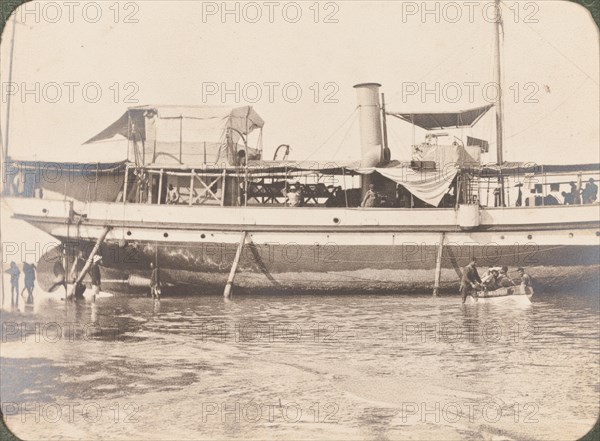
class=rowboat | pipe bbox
[468,285,534,303]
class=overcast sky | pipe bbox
[1,1,598,165]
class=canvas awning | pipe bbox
[84,105,265,166]
[85,105,264,144]
[388,104,493,130]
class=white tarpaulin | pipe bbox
[85,105,264,166]
[351,144,478,207]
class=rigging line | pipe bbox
[330,111,358,160]
[427,42,490,85]
[420,36,490,82]
[385,43,491,110]
[505,76,591,140]
[3,13,17,158]
[388,125,406,152]
[299,106,358,163]
[499,0,598,86]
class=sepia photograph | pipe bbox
[0,1,599,439]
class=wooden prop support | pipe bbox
[67,226,112,299]
[223,231,247,299]
[433,232,445,297]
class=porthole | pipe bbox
[568,233,574,238]
[333,217,340,224]
[500,235,505,240]
[126,231,132,236]
[163,232,169,238]
[527,234,533,240]
[201,234,206,239]
[42,208,48,214]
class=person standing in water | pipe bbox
[150,262,161,299]
[6,262,20,307]
[89,256,102,302]
[459,258,481,303]
[49,247,68,295]
[22,263,36,305]
[517,267,532,288]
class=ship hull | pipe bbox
[43,240,600,294]
[7,198,600,294]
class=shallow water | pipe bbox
[1,283,598,440]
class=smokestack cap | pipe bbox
[353,83,382,89]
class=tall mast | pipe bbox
[494,0,506,206]
[494,0,504,166]
[3,13,17,160]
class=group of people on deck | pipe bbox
[284,182,383,208]
[524,178,598,206]
[561,178,598,205]
[459,258,532,303]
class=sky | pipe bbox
[0,0,598,165]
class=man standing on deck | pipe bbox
[562,191,574,205]
[282,185,303,207]
[582,178,598,204]
[460,258,481,303]
[569,182,581,204]
[166,184,180,204]
[361,184,379,208]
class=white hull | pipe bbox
[5,198,600,293]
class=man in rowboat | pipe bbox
[460,258,482,303]
[496,266,516,288]
[481,268,500,291]
[517,267,532,288]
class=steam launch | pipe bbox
[3,0,599,297]
[4,79,599,296]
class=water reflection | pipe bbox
[1,289,598,440]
